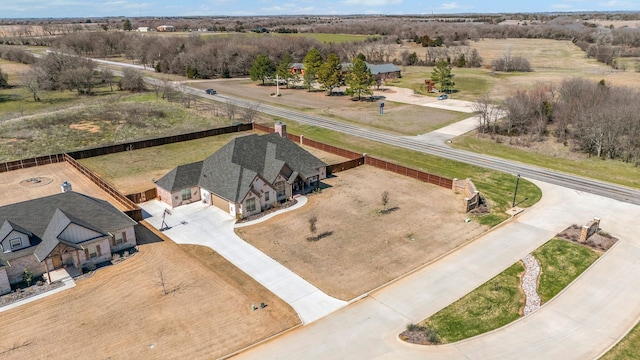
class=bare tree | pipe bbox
[21,67,46,101]
[154,267,184,296]
[308,215,318,240]
[119,68,145,92]
[241,102,261,123]
[225,101,238,121]
[100,68,115,92]
[472,94,501,134]
[381,191,389,211]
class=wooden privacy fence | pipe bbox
[68,123,253,159]
[63,154,143,221]
[365,156,453,189]
[126,188,158,204]
[327,157,365,175]
[0,154,65,173]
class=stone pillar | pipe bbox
[579,217,601,242]
[274,122,287,138]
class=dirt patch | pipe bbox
[556,224,618,252]
[69,122,101,133]
[236,165,486,300]
[0,223,299,359]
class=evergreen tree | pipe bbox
[123,19,132,31]
[276,53,295,88]
[316,52,343,95]
[249,54,275,85]
[345,57,374,101]
[302,48,323,91]
[431,60,455,93]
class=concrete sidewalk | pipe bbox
[141,199,347,324]
[0,275,75,314]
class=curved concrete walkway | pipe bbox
[236,180,640,359]
[140,199,347,324]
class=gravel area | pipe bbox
[521,254,541,316]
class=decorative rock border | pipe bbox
[522,254,541,315]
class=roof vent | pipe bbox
[61,181,72,193]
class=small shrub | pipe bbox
[407,323,423,332]
[85,263,97,271]
[123,251,129,257]
[36,280,43,286]
[426,327,441,344]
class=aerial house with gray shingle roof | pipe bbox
[0,192,137,295]
[155,125,327,219]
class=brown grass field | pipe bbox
[236,165,486,300]
[0,224,299,359]
[189,79,468,135]
[393,38,640,99]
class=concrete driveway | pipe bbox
[140,199,347,324]
[236,180,640,359]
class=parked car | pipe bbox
[438,94,448,100]
[205,89,217,95]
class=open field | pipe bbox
[148,31,373,43]
[391,39,640,101]
[78,131,349,195]
[236,165,486,300]
[451,133,640,190]
[0,224,299,359]
[190,79,469,135]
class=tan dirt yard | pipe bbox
[236,165,487,300]
[0,224,299,359]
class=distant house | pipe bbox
[290,62,401,80]
[137,27,150,32]
[290,63,305,75]
[156,25,175,32]
[155,123,327,219]
[0,192,137,295]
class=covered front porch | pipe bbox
[42,242,84,283]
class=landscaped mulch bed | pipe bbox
[0,281,64,308]
[556,224,618,251]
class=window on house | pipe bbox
[113,231,127,245]
[9,238,22,250]
[181,188,192,201]
[246,198,256,212]
[265,192,270,202]
[86,245,102,259]
[275,181,286,197]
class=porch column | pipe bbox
[44,259,51,283]
[76,250,83,275]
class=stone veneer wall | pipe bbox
[452,178,481,213]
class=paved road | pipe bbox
[140,199,347,325]
[188,91,640,206]
[237,180,640,359]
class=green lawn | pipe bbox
[452,135,640,190]
[418,239,601,344]
[277,121,541,226]
[389,66,494,100]
[78,131,258,194]
[532,239,601,303]
[422,261,525,343]
[601,321,640,360]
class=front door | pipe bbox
[52,255,63,269]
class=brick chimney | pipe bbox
[274,122,287,138]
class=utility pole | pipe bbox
[512,174,521,208]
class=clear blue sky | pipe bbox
[1,0,639,19]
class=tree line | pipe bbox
[475,78,640,164]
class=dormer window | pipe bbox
[9,238,22,250]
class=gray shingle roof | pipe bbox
[159,133,327,203]
[0,192,137,264]
[154,161,203,193]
